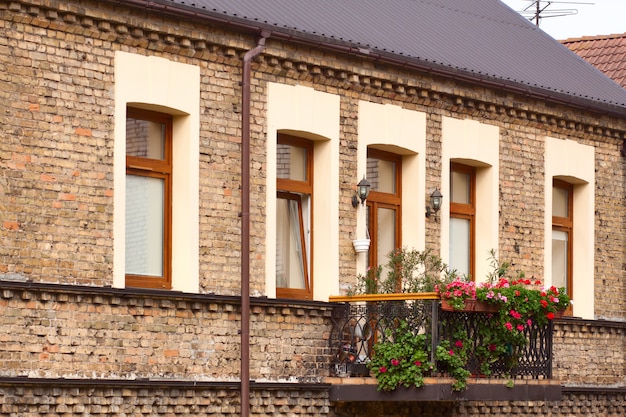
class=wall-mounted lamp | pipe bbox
[425,189,443,218]
[351,177,371,208]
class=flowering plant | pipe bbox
[436,278,476,310]
[476,277,571,325]
[437,252,572,384]
[368,320,433,391]
[435,338,471,391]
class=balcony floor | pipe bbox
[325,377,562,402]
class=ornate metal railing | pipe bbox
[328,294,553,379]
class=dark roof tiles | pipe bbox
[167,0,626,112]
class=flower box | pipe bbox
[441,298,499,313]
[441,298,476,311]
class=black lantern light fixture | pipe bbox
[426,189,443,217]
[351,176,371,208]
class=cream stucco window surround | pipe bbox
[441,117,499,283]
[544,137,594,319]
[357,101,427,277]
[113,52,200,292]
[266,83,340,302]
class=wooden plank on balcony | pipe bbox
[328,380,562,402]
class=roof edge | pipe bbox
[104,0,626,119]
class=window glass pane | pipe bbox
[126,117,166,160]
[367,157,396,193]
[377,208,396,272]
[125,175,164,276]
[276,196,307,289]
[552,186,569,217]
[451,171,470,204]
[277,143,307,181]
[449,217,470,276]
[552,230,568,290]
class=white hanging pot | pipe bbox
[352,238,371,253]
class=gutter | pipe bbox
[240,31,270,417]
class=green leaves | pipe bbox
[368,321,432,391]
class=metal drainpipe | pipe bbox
[240,31,269,417]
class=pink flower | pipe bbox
[516,324,525,331]
[391,359,400,366]
[455,340,464,348]
[449,350,455,356]
[504,322,513,331]
[414,361,422,367]
[509,310,521,319]
[379,366,387,373]
[527,319,533,326]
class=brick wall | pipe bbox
[331,393,626,417]
[1,0,625,315]
[553,320,626,386]
[1,0,626,415]
[0,283,332,382]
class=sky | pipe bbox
[500,0,626,40]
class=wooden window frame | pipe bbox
[366,148,402,288]
[125,107,173,289]
[450,162,476,280]
[276,134,314,300]
[552,179,573,314]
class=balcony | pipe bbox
[327,293,561,402]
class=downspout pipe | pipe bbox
[241,31,269,417]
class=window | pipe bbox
[552,179,573,312]
[125,107,173,289]
[366,149,402,289]
[276,134,313,300]
[449,163,476,279]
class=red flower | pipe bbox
[414,361,422,367]
[379,366,387,373]
[455,340,464,348]
[534,280,542,285]
[514,290,521,297]
[504,322,513,330]
[540,300,548,308]
[546,312,555,320]
[391,359,400,366]
[488,344,497,352]
[516,324,525,331]
[449,350,455,356]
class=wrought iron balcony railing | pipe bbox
[329,294,553,380]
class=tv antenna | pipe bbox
[515,1,594,26]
